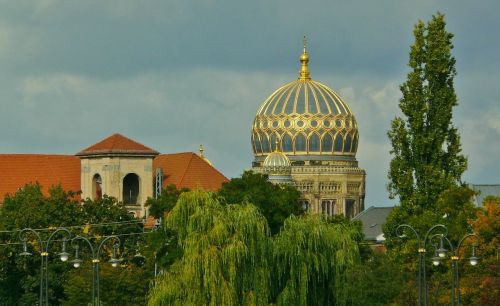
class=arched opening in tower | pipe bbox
[123,173,140,205]
[92,173,102,200]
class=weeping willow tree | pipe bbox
[148,190,270,306]
[271,215,360,306]
[148,191,360,306]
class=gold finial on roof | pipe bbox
[199,144,204,158]
[199,144,213,166]
[299,35,311,80]
[274,139,281,152]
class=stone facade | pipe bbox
[80,156,155,217]
[253,159,365,217]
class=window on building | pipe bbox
[321,199,336,216]
[261,133,271,153]
[253,133,262,154]
[92,174,102,200]
[282,134,293,151]
[345,199,356,218]
[295,133,307,152]
[345,134,352,152]
[322,133,333,153]
[300,200,310,211]
[123,173,140,205]
[334,134,344,152]
[308,133,320,152]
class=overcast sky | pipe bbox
[1,0,498,207]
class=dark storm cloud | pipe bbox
[0,0,498,207]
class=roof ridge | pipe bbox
[191,153,228,180]
[352,206,373,219]
[0,154,76,157]
[178,153,196,187]
[76,133,158,156]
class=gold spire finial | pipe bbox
[199,144,204,158]
[274,139,281,152]
[299,35,310,80]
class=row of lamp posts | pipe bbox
[396,224,479,306]
[18,227,121,306]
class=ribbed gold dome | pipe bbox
[251,44,358,159]
[263,149,291,169]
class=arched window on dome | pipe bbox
[351,133,358,153]
[253,133,262,154]
[294,133,307,152]
[345,134,352,153]
[308,133,320,152]
[282,134,293,152]
[261,133,271,153]
[321,133,333,153]
[334,133,344,152]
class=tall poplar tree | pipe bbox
[387,13,467,213]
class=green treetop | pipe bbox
[387,13,467,213]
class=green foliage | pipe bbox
[271,215,360,306]
[346,252,408,306]
[149,191,270,306]
[387,12,467,213]
[384,186,478,249]
[62,264,150,306]
[218,171,303,235]
[457,199,500,305]
[145,184,189,218]
[148,190,361,306]
[0,184,82,305]
[0,183,149,305]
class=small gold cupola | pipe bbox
[299,35,311,80]
[199,144,213,166]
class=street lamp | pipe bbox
[396,224,479,306]
[18,227,72,306]
[71,235,121,306]
[469,246,478,266]
[58,238,70,262]
[71,244,83,268]
[431,245,441,267]
[436,235,448,258]
[454,233,479,306]
[396,224,448,306]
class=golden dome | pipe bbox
[263,145,291,169]
[262,142,292,182]
[251,41,359,159]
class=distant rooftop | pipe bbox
[353,206,394,242]
[469,184,500,206]
[76,133,159,157]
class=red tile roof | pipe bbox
[153,153,229,191]
[76,133,159,156]
[0,154,81,203]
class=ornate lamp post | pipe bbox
[429,233,479,306]
[71,235,121,306]
[18,227,72,306]
[396,224,479,306]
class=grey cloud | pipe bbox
[0,0,498,207]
